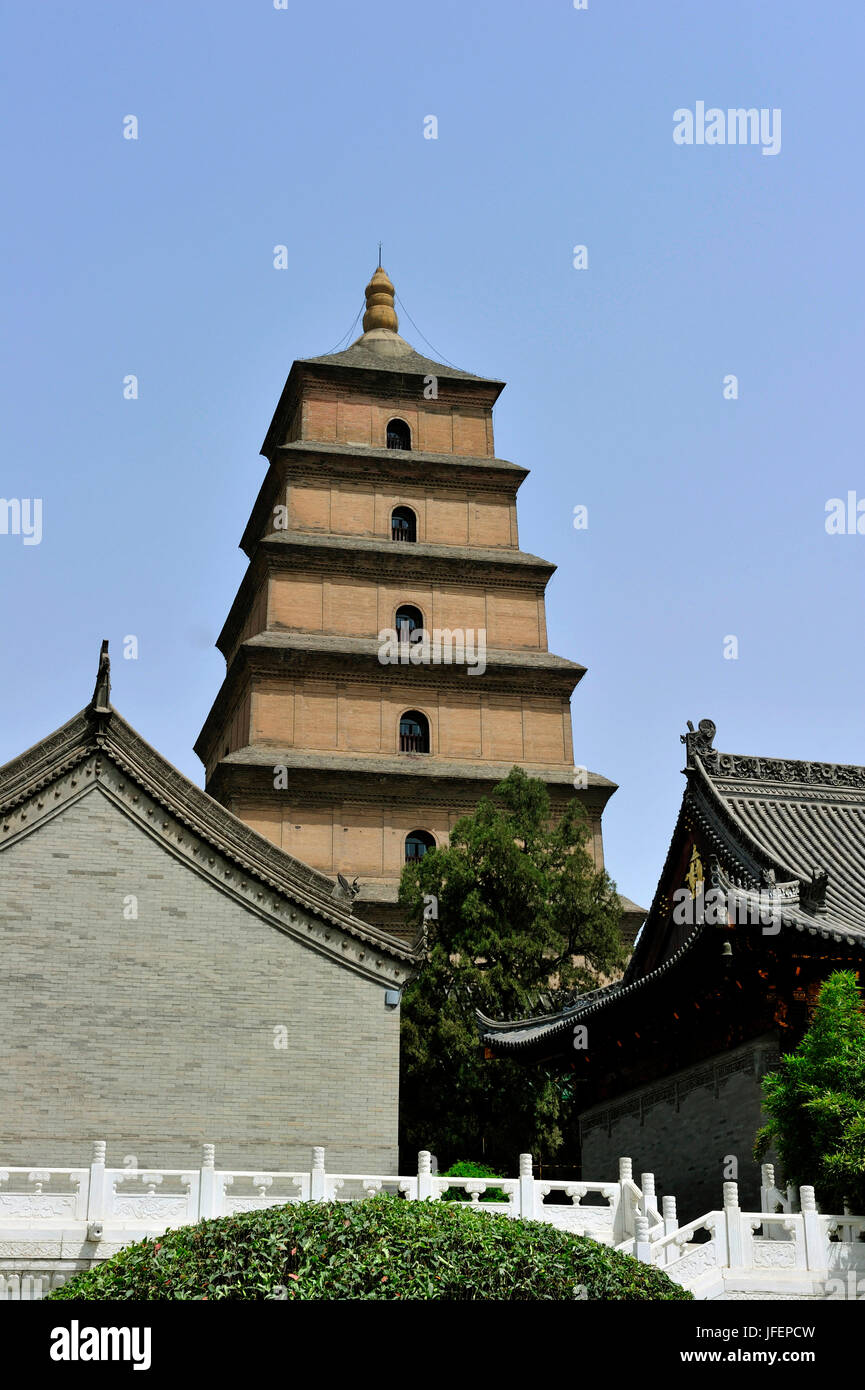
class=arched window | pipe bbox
[386,418,411,451]
[395,605,424,640]
[391,506,417,542]
[405,829,436,862]
[399,710,430,754]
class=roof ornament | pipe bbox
[334,872,360,908]
[681,718,716,766]
[361,265,399,335]
[801,867,829,917]
[88,639,111,714]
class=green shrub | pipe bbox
[440,1160,508,1203]
[46,1196,691,1301]
[754,970,865,1211]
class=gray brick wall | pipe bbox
[579,1037,779,1218]
[0,787,399,1171]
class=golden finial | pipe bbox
[362,265,399,334]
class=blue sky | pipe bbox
[2,0,862,909]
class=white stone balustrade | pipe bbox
[1,1145,863,1300]
[621,1178,865,1300]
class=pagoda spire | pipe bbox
[362,265,399,335]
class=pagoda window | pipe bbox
[405,829,436,862]
[395,604,424,640]
[399,710,430,754]
[386,418,411,451]
[391,506,417,542]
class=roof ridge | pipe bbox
[0,701,417,965]
[702,746,865,787]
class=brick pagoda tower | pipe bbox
[196,266,626,939]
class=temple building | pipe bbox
[479,719,865,1215]
[0,647,414,1171]
[195,266,639,940]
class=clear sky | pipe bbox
[2,0,862,910]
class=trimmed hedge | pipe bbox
[47,1195,692,1301]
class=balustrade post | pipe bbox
[414,1150,433,1206]
[198,1144,217,1219]
[662,1195,678,1265]
[635,1215,652,1264]
[800,1186,824,1271]
[417,1151,433,1202]
[518,1154,536,1221]
[86,1140,107,1223]
[310,1147,326,1202]
[618,1157,634,1240]
[760,1163,775,1213]
[640,1172,656,1221]
[723,1181,743,1266]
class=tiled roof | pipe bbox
[698,751,865,933]
[301,339,502,386]
[478,723,865,1047]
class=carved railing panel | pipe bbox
[107,1170,197,1225]
[220,1173,306,1214]
[0,1169,88,1222]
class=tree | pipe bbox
[754,970,865,1211]
[398,766,626,1169]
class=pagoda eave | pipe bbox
[241,446,529,556]
[206,749,616,807]
[256,531,556,578]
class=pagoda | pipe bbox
[196,266,629,939]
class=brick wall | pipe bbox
[301,392,494,458]
[250,679,569,765]
[287,479,518,549]
[0,788,399,1172]
[578,1037,779,1218]
[238,795,457,879]
[267,572,546,648]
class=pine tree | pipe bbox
[754,970,865,1210]
[398,766,626,1169]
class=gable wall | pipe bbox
[0,787,398,1171]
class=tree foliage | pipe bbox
[754,970,865,1210]
[398,767,626,1169]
